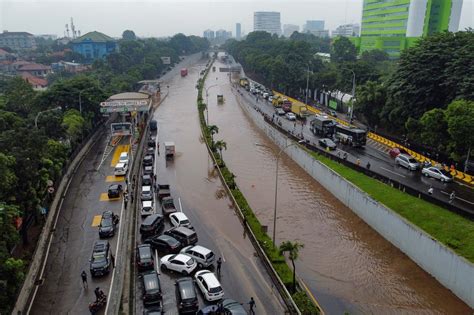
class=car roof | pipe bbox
[171,212,188,221]
[120,152,128,157]
[142,200,153,207]
[102,210,113,217]
[176,277,195,299]
[142,186,151,191]
[195,270,220,287]
[93,240,109,251]
[143,213,162,224]
[116,162,125,167]
[187,245,211,255]
[168,254,191,262]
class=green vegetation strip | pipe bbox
[197,60,319,314]
[307,150,474,263]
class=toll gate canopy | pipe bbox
[100,92,151,113]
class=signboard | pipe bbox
[161,57,171,65]
[329,99,338,110]
[100,99,150,113]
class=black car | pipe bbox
[144,165,154,176]
[136,244,154,271]
[146,146,156,156]
[90,240,111,277]
[143,154,154,166]
[107,184,122,199]
[145,234,182,253]
[319,138,337,150]
[142,174,153,186]
[197,299,246,315]
[148,136,156,148]
[98,210,116,238]
[141,270,162,306]
[150,120,158,131]
[175,277,199,314]
[164,227,198,246]
[140,214,164,238]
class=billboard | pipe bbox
[161,57,171,65]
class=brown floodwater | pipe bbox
[202,58,472,314]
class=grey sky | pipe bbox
[1,0,473,38]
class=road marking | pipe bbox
[100,193,121,201]
[155,250,160,275]
[299,278,325,315]
[178,197,183,212]
[440,191,474,205]
[110,144,130,167]
[92,215,102,227]
[105,175,125,182]
[380,167,406,178]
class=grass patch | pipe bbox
[308,150,474,263]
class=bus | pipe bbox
[335,125,367,147]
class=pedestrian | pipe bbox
[133,174,136,184]
[81,270,88,288]
[294,122,296,129]
[366,161,371,170]
[131,194,134,204]
[449,191,456,203]
[94,287,101,301]
[428,186,434,195]
[111,253,115,269]
[248,297,256,314]
[216,257,222,276]
[356,158,361,166]
[154,174,157,182]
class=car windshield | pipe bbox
[209,286,222,293]
[186,258,194,266]
[140,249,152,259]
[181,219,190,224]
[92,252,106,262]
[101,218,113,227]
[408,158,417,163]
[440,169,452,176]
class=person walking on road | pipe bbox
[248,297,256,314]
[449,191,456,203]
[111,253,115,269]
[428,186,434,195]
[216,257,222,276]
[81,270,88,288]
[356,158,361,166]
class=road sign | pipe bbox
[100,99,150,113]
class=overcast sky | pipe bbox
[1,0,473,38]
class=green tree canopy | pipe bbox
[331,36,357,63]
[122,30,137,40]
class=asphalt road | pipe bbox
[133,56,286,314]
[237,78,474,215]
[31,132,129,314]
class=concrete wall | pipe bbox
[238,93,474,308]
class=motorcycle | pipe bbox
[89,293,107,314]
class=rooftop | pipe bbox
[73,31,115,43]
[108,92,150,100]
[18,63,51,71]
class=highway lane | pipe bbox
[133,57,286,314]
[31,133,129,314]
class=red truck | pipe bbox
[180,68,188,77]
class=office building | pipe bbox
[283,24,299,37]
[203,29,215,40]
[332,24,360,37]
[216,29,232,41]
[304,20,325,32]
[72,31,117,62]
[0,31,37,50]
[355,0,463,58]
[236,23,242,40]
[254,11,281,35]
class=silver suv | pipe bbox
[395,154,420,171]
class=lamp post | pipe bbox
[35,106,62,129]
[205,84,219,125]
[256,140,305,246]
[305,64,311,105]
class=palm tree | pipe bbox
[279,240,304,293]
[207,125,219,142]
[214,140,227,160]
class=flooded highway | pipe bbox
[203,59,472,314]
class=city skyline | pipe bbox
[1,0,472,38]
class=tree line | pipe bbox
[0,32,209,314]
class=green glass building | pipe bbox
[353,0,463,57]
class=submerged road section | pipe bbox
[202,57,472,314]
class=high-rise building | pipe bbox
[254,11,281,35]
[216,29,232,40]
[0,31,37,50]
[203,29,215,40]
[236,23,242,40]
[283,24,299,37]
[332,24,360,37]
[355,0,463,57]
[304,20,325,32]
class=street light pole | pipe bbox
[35,106,62,128]
[305,64,310,105]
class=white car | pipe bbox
[119,152,129,165]
[114,162,128,176]
[141,186,153,201]
[141,200,154,216]
[160,254,197,275]
[169,212,193,229]
[422,166,453,182]
[180,245,215,268]
[195,270,224,301]
[285,112,296,121]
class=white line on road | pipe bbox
[380,167,406,178]
[440,191,474,205]
[155,249,160,275]
[178,197,183,212]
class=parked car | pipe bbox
[136,244,155,271]
[194,270,224,301]
[142,174,153,186]
[161,196,177,215]
[169,212,193,229]
[107,184,122,199]
[180,245,215,268]
[329,110,337,117]
[146,146,156,156]
[175,277,199,314]
[144,165,154,176]
[389,147,408,158]
[160,254,197,275]
[141,270,162,306]
[164,227,198,246]
[140,214,164,237]
[90,240,111,277]
[157,185,171,201]
[422,166,453,182]
[285,112,296,121]
[141,200,154,217]
[150,120,158,131]
[197,299,247,315]
[98,210,117,238]
[141,186,153,201]
[395,154,420,171]
[148,136,156,148]
[119,152,129,165]
[143,155,154,166]
[114,162,128,176]
[145,234,182,254]
[318,138,337,150]
[275,108,285,116]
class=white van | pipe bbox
[165,142,175,157]
[119,152,129,165]
[114,162,128,176]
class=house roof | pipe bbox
[18,63,51,71]
[108,92,150,100]
[0,48,10,55]
[73,31,115,43]
[21,73,48,87]
[0,31,34,37]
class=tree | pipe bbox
[331,36,357,63]
[207,125,219,142]
[62,109,85,144]
[214,140,227,160]
[279,241,304,293]
[418,108,449,152]
[3,77,36,117]
[122,30,137,40]
[361,49,389,63]
[354,81,387,127]
[445,99,474,161]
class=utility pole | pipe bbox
[305,64,310,105]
